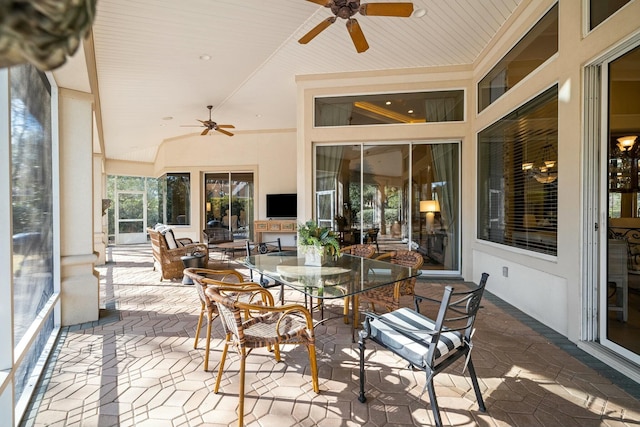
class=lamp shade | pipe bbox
[617,135,638,151]
[420,200,440,213]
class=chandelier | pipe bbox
[522,144,557,184]
[609,135,639,192]
[615,135,638,155]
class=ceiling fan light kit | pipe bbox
[299,0,414,53]
[181,105,235,136]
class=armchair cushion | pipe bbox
[163,228,178,249]
[368,307,462,365]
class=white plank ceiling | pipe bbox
[63,0,523,162]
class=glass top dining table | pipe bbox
[240,249,422,300]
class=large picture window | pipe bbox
[478,3,558,112]
[162,173,191,225]
[589,0,631,30]
[315,90,464,127]
[9,63,56,417]
[478,85,558,255]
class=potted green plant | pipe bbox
[297,220,340,266]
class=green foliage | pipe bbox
[297,220,340,256]
[360,208,374,225]
[384,208,399,224]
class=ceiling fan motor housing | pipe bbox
[331,0,360,19]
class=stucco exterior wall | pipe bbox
[470,0,639,342]
[121,129,298,242]
[296,0,640,344]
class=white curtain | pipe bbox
[317,102,353,126]
[425,97,457,122]
[431,144,458,270]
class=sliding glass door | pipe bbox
[204,172,254,240]
[603,43,640,363]
[315,141,460,273]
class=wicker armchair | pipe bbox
[205,284,319,427]
[183,267,247,371]
[147,228,208,280]
[354,250,424,325]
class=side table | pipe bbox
[181,252,206,285]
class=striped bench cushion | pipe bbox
[368,307,462,368]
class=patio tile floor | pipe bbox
[20,244,640,426]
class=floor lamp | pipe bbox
[420,200,440,232]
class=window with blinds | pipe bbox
[477,85,558,256]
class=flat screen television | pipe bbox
[266,193,297,219]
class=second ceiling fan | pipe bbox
[183,105,235,136]
[299,0,414,53]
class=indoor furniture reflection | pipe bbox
[417,200,447,265]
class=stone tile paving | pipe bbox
[19,244,640,426]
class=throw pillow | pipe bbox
[163,229,178,249]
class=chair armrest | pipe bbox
[164,243,208,262]
[177,237,194,245]
[414,294,443,304]
[198,269,246,283]
[375,252,393,262]
[214,284,276,306]
[183,242,208,253]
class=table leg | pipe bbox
[351,294,357,342]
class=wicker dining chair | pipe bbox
[353,250,424,326]
[184,267,248,371]
[340,244,377,323]
[205,285,320,427]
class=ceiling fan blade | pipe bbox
[201,128,210,136]
[217,124,235,129]
[347,19,369,53]
[306,0,332,5]
[216,128,234,137]
[359,2,414,17]
[197,119,207,124]
[298,16,336,44]
[180,125,204,127]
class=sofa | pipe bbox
[147,226,208,280]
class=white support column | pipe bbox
[93,154,107,265]
[58,88,99,325]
